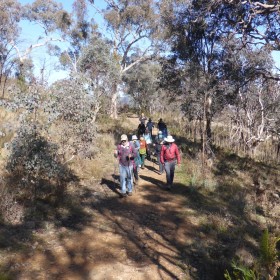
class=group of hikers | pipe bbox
[114,113,181,197]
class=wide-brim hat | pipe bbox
[121,134,128,141]
[164,135,175,143]
[132,135,138,140]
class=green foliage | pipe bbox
[123,61,162,112]
[0,272,11,280]
[0,0,22,93]
[260,229,280,275]
[224,229,280,280]
[78,35,120,85]
[49,74,98,158]
[6,124,69,204]
[224,261,259,280]
[104,0,156,35]
[14,58,35,84]
[23,0,68,34]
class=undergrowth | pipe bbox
[224,229,280,280]
[0,111,279,279]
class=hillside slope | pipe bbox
[0,114,279,280]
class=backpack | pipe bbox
[138,123,146,135]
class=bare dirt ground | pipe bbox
[1,114,280,280]
[13,166,190,280]
[1,115,197,280]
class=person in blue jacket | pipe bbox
[130,135,141,184]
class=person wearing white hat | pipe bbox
[114,134,137,197]
[160,135,181,190]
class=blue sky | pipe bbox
[18,0,280,84]
[18,0,107,84]
[272,51,280,70]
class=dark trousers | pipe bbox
[164,160,176,186]
[133,165,139,180]
[157,154,164,173]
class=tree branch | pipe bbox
[11,38,65,62]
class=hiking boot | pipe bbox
[128,192,133,196]
[166,185,171,191]
[120,193,127,198]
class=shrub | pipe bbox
[6,124,70,206]
[224,229,280,280]
[48,75,99,159]
[0,179,24,224]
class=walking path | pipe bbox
[11,158,191,280]
[2,114,194,280]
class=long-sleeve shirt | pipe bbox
[139,116,147,124]
[160,143,181,164]
[116,143,137,166]
[146,121,154,131]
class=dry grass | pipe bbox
[0,110,279,279]
[176,155,218,193]
[0,131,14,150]
[200,213,233,235]
[67,119,126,180]
[0,109,18,148]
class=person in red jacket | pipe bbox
[160,135,181,190]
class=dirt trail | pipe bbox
[3,115,194,280]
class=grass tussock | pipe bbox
[168,119,280,278]
[0,131,14,150]
[176,155,218,192]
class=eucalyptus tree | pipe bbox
[213,0,280,52]
[89,0,160,118]
[231,79,280,157]
[123,61,162,114]
[78,35,121,116]
[159,0,280,158]
[159,1,231,156]
[167,0,280,52]
[2,79,72,206]
[37,36,115,162]
[48,74,99,160]
[0,0,22,96]
[222,43,280,156]
[9,0,71,85]
[58,0,95,73]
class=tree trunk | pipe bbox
[110,84,118,119]
[205,95,213,157]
